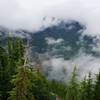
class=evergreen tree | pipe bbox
[80,76,88,100]
[8,66,35,100]
[0,38,25,100]
[94,70,100,100]
[31,69,51,100]
[0,47,11,100]
[50,80,67,100]
[7,38,35,100]
[80,72,94,100]
[7,38,24,75]
[65,67,80,100]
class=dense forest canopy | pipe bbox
[0,38,100,100]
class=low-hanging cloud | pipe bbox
[41,52,100,82]
[0,0,100,36]
[34,36,100,82]
[1,0,100,82]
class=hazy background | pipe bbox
[1,0,100,82]
[0,0,100,36]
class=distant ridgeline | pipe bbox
[0,20,99,59]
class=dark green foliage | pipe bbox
[8,67,35,100]
[8,38,24,61]
[31,70,51,100]
[84,73,94,100]
[1,38,100,100]
[0,38,24,100]
[50,80,67,100]
[7,38,24,75]
[94,70,100,100]
[80,73,94,100]
[0,47,11,100]
[65,67,80,100]
[80,76,88,100]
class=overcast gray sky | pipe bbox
[0,0,100,35]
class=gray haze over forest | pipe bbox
[0,0,100,82]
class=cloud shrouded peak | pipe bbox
[0,0,100,36]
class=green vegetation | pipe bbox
[0,38,100,100]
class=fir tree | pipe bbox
[0,38,25,100]
[80,72,94,100]
[65,67,80,100]
[50,80,67,100]
[80,76,88,100]
[31,69,51,100]
[94,70,100,100]
[0,47,11,100]
[8,66,35,100]
[8,39,35,100]
[7,38,24,75]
